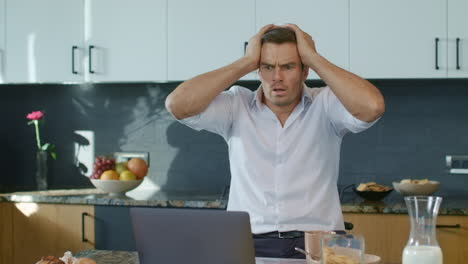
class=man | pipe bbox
[165,24,385,259]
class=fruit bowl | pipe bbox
[90,179,143,197]
[392,180,440,196]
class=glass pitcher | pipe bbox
[402,196,443,264]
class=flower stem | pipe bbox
[34,120,42,150]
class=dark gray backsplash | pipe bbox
[1,79,467,195]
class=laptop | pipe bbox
[130,207,256,264]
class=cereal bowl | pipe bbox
[392,180,440,196]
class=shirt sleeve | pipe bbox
[323,87,380,137]
[176,86,238,140]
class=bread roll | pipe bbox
[74,257,97,264]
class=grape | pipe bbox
[91,155,116,179]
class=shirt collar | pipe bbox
[250,83,313,110]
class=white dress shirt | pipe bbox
[178,84,378,234]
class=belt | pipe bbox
[254,231,304,239]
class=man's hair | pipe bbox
[260,27,305,69]
[261,27,297,44]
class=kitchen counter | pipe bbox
[0,188,226,208]
[74,249,307,264]
[2,188,468,215]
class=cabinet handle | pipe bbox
[456,38,460,70]
[72,46,78,74]
[89,45,95,74]
[436,224,461,229]
[435,38,440,70]
[81,212,89,242]
[244,41,248,55]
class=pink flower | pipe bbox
[26,110,57,160]
[26,111,44,120]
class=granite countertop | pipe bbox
[74,250,306,264]
[1,188,468,215]
[0,188,227,208]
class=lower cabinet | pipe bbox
[343,213,468,264]
[94,205,136,251]
[0,202,13,264]
[9,203,95,264]
[436,215,468,264]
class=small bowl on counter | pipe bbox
[352,182,393,201]
[392,180,440,196]
[353,188,393,201]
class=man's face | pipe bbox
[258,42,308,109]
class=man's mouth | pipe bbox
[272,88,286,96]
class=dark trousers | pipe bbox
[253,236,305,259]
[253,230,346,259]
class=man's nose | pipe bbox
[273,67,283,81]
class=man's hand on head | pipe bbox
[281,23,319,69]
[243,24,275,72]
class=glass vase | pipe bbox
[35,150,48,190]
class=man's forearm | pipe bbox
[308,53,385,122]
[165,57,255,120]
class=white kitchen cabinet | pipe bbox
[5,0,166,83]
[6,0,84,83]
[256,0,349,80]
[350,0,448,78]
[447,0,468,77]
[85,0,166,82]
[0,0,5,83]
[167,0,255,81]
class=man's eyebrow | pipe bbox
[260,62,298,67]
[280,62,298,67]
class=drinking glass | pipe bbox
[320,234,365,264]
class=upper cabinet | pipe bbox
[350,0,468,79]
[256,0,349,80]
[350,0,448,79]
[6,0,84,83]
[0,0,5,83]
[85,0,166,82]
[5,0,166,83]
[447,0,468,78]
[2,0,467,83]
[167,0,255,81]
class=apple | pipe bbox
[119,170,137,181]
[115,161,128,174]
[127,158,148,179]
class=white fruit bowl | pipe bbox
[392,181,440,196]
[90,179,143,197]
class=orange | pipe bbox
[100,170,119,180]
[127,158,148,179]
